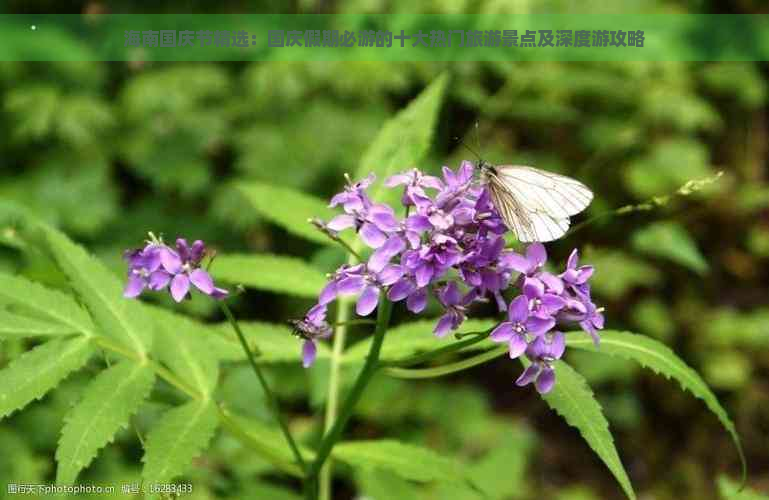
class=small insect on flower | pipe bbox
[289,304,332,368]
[477,160,593,243]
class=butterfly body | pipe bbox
[476,160,593,243]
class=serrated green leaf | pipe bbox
[235,181,335,245]
[0,310,79,338]
[44,227,153,357]
[141,399,219,485]
[355,73,449,207]
[0,273,95,336]
[217,410,309,478]
[567,330,746,482]
[212,253,327,298]
[333,440,464,484]
[631,221,708,274]
[344,318,495,363]
[215,321,331,364]
[524,358,636,500]
[151,308,219,397]
[0,337,94,419]
[356,468,422,500]
[56,361,155,485]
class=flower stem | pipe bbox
[306,297,393,499]
[319,296,351,500]
[384,344,507,379]
[382,329,492,368]
[331,319,376,328]
[218,301,307,474]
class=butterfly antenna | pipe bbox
[453,135,482,161]
[474,121,483,156]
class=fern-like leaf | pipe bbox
[0,337,94,419]
[55,361,155,485]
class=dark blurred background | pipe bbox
[0,1,768,499]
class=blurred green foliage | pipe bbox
[1,2,769,499]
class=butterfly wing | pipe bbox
[486,165,593,243]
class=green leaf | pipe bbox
[56,361,155,485]
[212,253,327,298]
[217,410,308,478]
[234,181,335,245]
[631,221,708,274]
[0,310,80,338]
[152,309,219,398]
[355,73,449,207]
[524,358,636,500]
[718,475,768,500]
[345,318,495,363]
[141,399,219,485]
[0,337,94,419]
[355,468,422,500]
[333,439,464,484]
[44,227,153,358]
[0,273,95,336]
[567,330,746,482]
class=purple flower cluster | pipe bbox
[123,236,228,302]
[299,163,603,393]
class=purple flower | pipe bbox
[561,249,594,292]
[489,295,555,358]
[290,304,332,368]
[306,164,603,393]
[558,289,604,345]
[317,260,403,317]
[516,331,566,394]
[123,243,166,298]
[433,282,470,337]
[523,278,566,320]
[122,235,228,303]
[386,168,443,207]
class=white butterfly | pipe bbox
[478,160,594,243]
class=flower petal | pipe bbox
[319,281,338,305]
[356,285,380,316]
[360,223,388,249]
[489,322,513,342]
[123,275,145,298]
[523,277,545,299]
[526,317,556,336]
[501,252,530,273]
[377,264,404,286]
[170,274,190,302]
[526,243,547,269]
[539,272,564,294]
[148,270,171,290]
[302,340,317,368]
[337,276,366,295]
[507,295,529,323]
[326,214,356,231]
[535,367,556,394]
[189,269,215,294]
[508,334,528,358]
[160,247,183,274]
[406,287,427,313]
[388,278,415,301]
[515,363,540,387]
[433,314,454,338]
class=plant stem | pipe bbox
[384,344,507,379]
[319,295,351,500]
[382,329,491,368]
[218,301,307,474]
[307,297,393,499]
